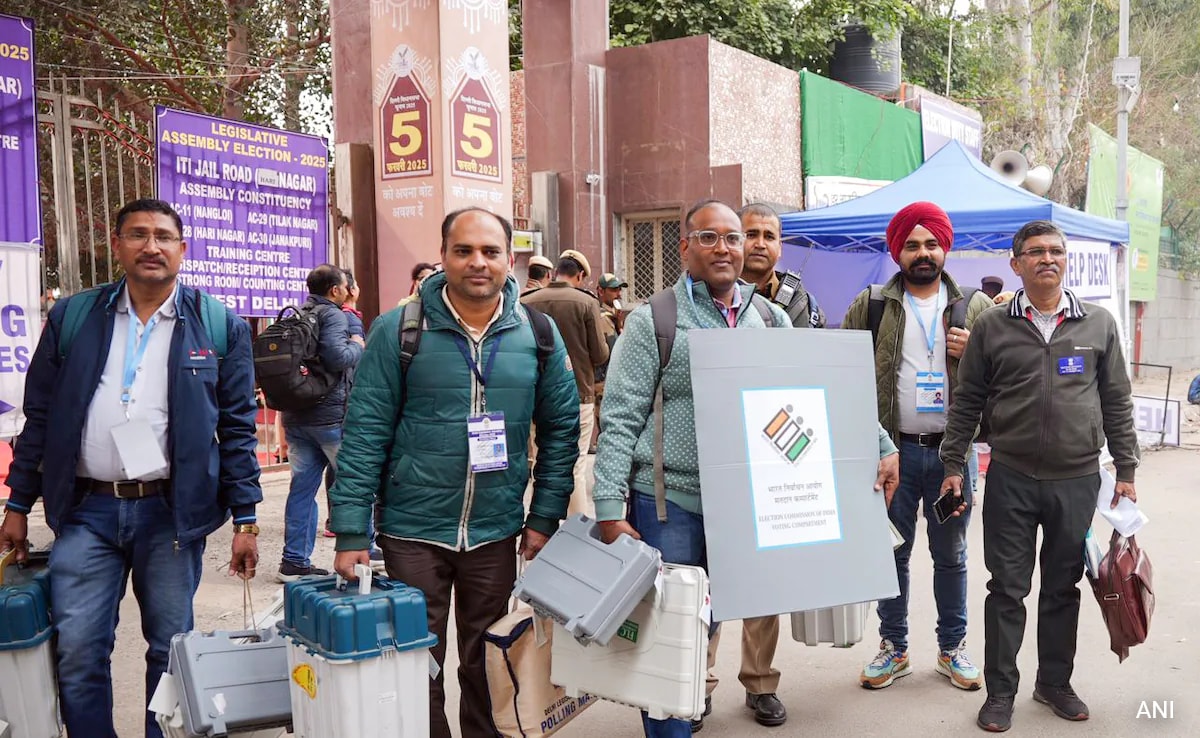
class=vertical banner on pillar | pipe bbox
[0,14,42,245]
[371,0,443,306]
[370,0,512,309]
[156,107,330,317]
[0,242,39,438]
[441,1,511,215]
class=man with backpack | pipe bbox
[841,201,994,694]
[272,264,364,581]
[593,200,900,737]
[939,221,1139,732]
[330,207,580,738]
[0,198,261,738]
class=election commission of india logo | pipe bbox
[762,405,817,464]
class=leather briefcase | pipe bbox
[1086,531,1154,662]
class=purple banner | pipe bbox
[0,14,41,244]
[920,96,983,161]
[156,106,329,317]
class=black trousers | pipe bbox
[982,460,1099,697]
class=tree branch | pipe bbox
[161,1,186,78]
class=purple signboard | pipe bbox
[0,14,41,244]
[920,96,983,161]
[156,106,329,317]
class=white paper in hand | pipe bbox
[1096,468,1148,537]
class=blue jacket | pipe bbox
[281,295,363,427]
[5,281,262,545]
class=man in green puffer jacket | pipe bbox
[330,208,580,738]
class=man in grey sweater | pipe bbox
[938,221,1139,733]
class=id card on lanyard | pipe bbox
[113,313,170,479]
[453,334,509,472]
[907,288,946,414]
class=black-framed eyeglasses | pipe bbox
[118,231,181,246]
[688,230,746,249]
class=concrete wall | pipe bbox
[1139,269,1200,370]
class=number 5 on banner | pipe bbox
[389,111,422,157]
[460,113,493,159]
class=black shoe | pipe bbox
[1033,683,1089,721]
[276,561,330,583]
[745,693,787,727]
[690,696,712,733]
[977,695,1014,732]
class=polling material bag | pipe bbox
[484,603,593,737]
[1086,530,1154,662]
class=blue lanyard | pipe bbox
[684,273,740,328]
[121,312,161,406]
[905,285,945,364]
[453,333,502,407]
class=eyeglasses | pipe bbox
[118,231,181,246]
[1017,247,1067,260]
[688,230,746,249]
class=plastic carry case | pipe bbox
[0,551,60,738]
[277,566,437,738]
[789,602,872,647]
[167,628,292,737]
[550,563,709,721]
[513,514,662,646]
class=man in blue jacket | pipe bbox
[277,263,364,580]
[0,198,262,738]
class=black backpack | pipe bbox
[254,303,337,411]
[394,298,557,414]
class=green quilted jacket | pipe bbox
[330,272,581,551]
[841,271,996,441]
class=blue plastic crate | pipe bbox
[277,574,436,661]
[0,565,51,651]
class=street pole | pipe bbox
[1115,0,1130,222]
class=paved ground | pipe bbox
[31,370,1198,736]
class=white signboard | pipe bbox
[0,242,40,439]
[1133,395,1180,447]
[741,388,842,549]
[1065,239,1115,300]
[804,176,890,210]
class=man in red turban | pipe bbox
[841,201,995,696]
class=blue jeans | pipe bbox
[628,491,711,738]
[284,423,342,566]
[49,493,204,738]
[877,440,973,652]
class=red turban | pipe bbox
[885,202,954,263]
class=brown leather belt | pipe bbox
[898,432,945,448]
[78,477,168,499]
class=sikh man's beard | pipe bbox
[903,257,942,285]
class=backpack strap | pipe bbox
[57,288,104,359]
[195,291,229,358]
[647,289,678,523]
[949,286,977,331]
[397,298,425,372]
[749,293,779,327]
[867,284,885,349]
[522,305,556,375]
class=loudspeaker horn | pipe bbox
[1023,164,1053,197]
[990,150,1029,186]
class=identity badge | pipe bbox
[467,412,509,473]
[111,419,170,479]
[1058,356,1085,375]
[915,371,946,413]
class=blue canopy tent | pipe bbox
[776,140,1130,325]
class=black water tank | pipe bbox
[830,25,901,95]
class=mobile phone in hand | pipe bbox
[933,491,960,525]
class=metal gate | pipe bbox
[36,76,155,297]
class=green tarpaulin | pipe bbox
[800,71,922,181]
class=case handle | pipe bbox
[337,563,374,595]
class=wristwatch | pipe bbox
[233,523,260,536]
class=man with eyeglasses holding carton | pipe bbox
[1,198,262,738]
[938,220,1139,733]
[593,200,899,737]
